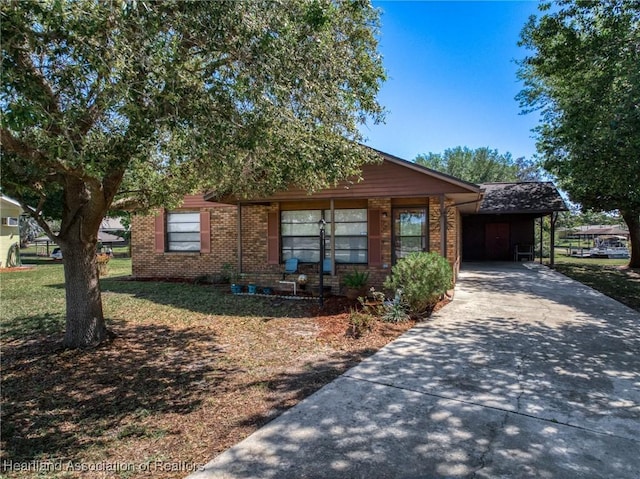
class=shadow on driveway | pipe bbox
[190,262,640,479]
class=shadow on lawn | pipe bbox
[42,277,318,320]
[1,323,231,463]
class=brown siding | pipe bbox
[181,194,229,209]
[248,161,476,201]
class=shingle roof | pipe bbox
[477,182,568,215]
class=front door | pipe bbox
[393,208,427,264]
[485,222,510,260]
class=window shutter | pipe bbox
[368,209,382,266]
[154,210,165,253]
[200,210,211,254]
[267,211,279,265]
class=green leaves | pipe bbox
[1,0,386,215]
[517,0,640,213]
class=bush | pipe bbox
[348,308,376,338]
[342,270,370,288]
[383,252,452,317]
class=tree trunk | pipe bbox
[60,239,108,348]
[621,209,640,269]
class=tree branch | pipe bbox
[110,196,147,211]
[13,45,63,135]
[1,128,103,191]
[1,128,48,162]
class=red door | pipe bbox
[485,223,510,260]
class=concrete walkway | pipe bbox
[190,263,640,479]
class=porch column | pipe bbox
[550,212,558,267]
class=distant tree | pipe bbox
[415,146,539,183]
[1,0,385,347]
[518,0,640,268]
[19,216,42,247]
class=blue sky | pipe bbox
[361,1,542,162]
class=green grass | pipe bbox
[0,257,311,341]
[0,258,134,339]
[551,249,640,312]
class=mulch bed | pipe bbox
[1,294,428,479]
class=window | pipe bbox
[327,209,368,264]
[166,212,200,252]
[281,209,367,264]
[281,210,322,262]
[393,208,427,263]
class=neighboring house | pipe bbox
[98,217,129,253]
[131,150,566,291]
[0,195,23,268]
[561,224,630,241]
[33,216,129,257]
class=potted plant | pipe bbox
[343,270,370,300]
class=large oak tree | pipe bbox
[1,0,385,347]
[518,0,640,267]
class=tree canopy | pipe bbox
[415,146,539,184]
[517,0,640,267]
[0,0,386,347]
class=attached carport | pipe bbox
[461,182,568,265]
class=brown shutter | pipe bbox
[154,210,165,253]
[200,210,211,254]
[267,211,279,265]
[368,209,382,266]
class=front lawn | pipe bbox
[1,259,414,478]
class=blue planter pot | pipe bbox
[248,284,257,294]
[231,284,242,294]
[262,287,273,295]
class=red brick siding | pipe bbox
[131,195,461,289]
[132,205,238,279]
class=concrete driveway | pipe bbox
[190,262,640,478]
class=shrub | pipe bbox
[342,270,370,288]
[348,308,376,338]
[381,290,410,323]
[383,252,452,317]
[221,263,236,284]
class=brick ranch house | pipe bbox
[131,149,566,292]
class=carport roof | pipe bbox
[477,182,568,215]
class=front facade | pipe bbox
[132,151,481,292]
[0,195,22,268]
